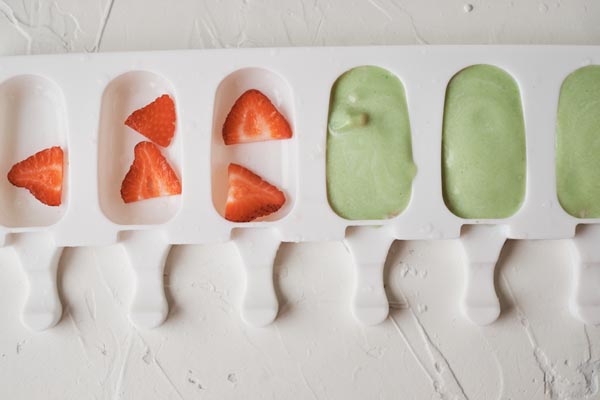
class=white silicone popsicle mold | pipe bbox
[0,46,599,331]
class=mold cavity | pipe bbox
[98,71,181,225]
[211,68,296,222]
[0,75,68,227]
[442,64,526,219]
[556,65,600,218]
[326,65,416,220]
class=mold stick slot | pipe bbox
[122,230,171,329]
[233,228,281,327]
[571,225,600,325]
[344,226,395,325]
[459,225,507,325]
[12,232,64,331]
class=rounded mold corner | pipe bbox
[210,67,297,223]
[0,75,69,228]
[97,71,182,226]
[352,302,389,326]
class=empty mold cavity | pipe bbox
[0,75,68,227]
[326,65,416,220]
[442,64,526,219]
[211,68,296,222]
[556,65,600,218]
[98,71,181,225]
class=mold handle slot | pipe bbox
[344,226,395,326]
[13,232,64,331]
[233,228,281,327]
[459,225,507,326]
[122,230,171,329]
[571,225,600,325]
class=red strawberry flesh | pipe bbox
[225,163,285,222]
[121,141,182,203]
[125,94,176,147]
[222,89,292,145]
[7,146,64,207]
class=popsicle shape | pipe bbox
[556,65,600,218]
[326,66,416,220]
[442,65,526,219]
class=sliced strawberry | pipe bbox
[225,163,285,222]
[125,94,176,147]
[222,89,292,145]
[121,141,182,203]
[7,146,64,207]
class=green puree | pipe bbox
[326,66,416,220]
[442,64,526,219]
[556,65,600,218]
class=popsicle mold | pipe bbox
[556,65,600,219]
[98,71,182,225]
[211,68,296,222]
[0,47,597,330]
[442,64,526,219]
[326,66,416,221]
[0,75,68,227]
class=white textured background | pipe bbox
[1,1,600,399]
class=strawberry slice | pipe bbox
[125,94,176,147]
[121,141,182,203]
[7,146,64,207]
[225,163,285,222]
[222,89,292,145]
